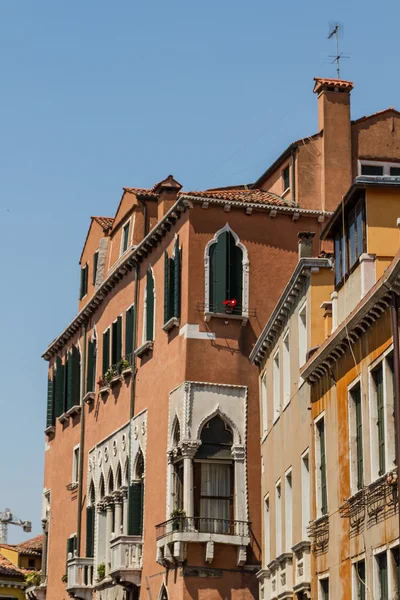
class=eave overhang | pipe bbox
[301,252,400,383]
[249,258,332,366]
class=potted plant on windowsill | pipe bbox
[105,367,120,386]
[170,508,186,532]
[223,299,237,314]
[119,358,131,376]
[97,377,109,395]
[97,563,105,581]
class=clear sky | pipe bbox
[0,0,399,544]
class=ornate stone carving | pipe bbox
[122,434,126,450]
[104,446,109,463]
[181,439,201,458]
[112,440,117,456]
[231,444,246,461]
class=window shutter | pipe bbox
[71,346,81,406]
[93,252,99,286]
[116,316,122,363]
[228,233,243,313]
[146,270,154,341]
[376,367,386,476]
[66,351,73,411]
[102,330,110,374]
[86,506,95,558]
[173,237,181,318]
[210,232,228,312]
[164,251,170,323]
[55,356,65,418]
[46,377,54,427]
[128,482,143,536]
[125,307,134,357]
[355,389,363,490]
[80,266,88,300]
[378,553,388,599]
[112,321,118,365]
[169,258,175,319]
[87,340,95,392]
[319,421,327,515]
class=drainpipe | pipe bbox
[139,198,148,239]
[390,292,400,518]
[291,145,296,205]
[76,323,88,556]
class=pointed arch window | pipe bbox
[205,225,249,318]
[128,449,144,536]
[86,482,95,558]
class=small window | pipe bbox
[273,351,280,422]
[283,166,290,192]
[298,303,307,370]
[275,481,282,557]
[285,470,292,551]
[390,166,400,176]
[349,383,363,492]
[376,552,388,600]
[283,332,290,406]
[263,496,270,566]
[121,221,130,255]
[28,558,35,569]
[72,446,79,483]
[334,197,365,285]
[102,328,111,374]
[353,560,366,600]
[315,417,327,516]
[92,251,99,286]
[144,269,155,342]
[319,577,329,600]
[361,164,384,176]
[209,229,243,315]
[372,364,386,477]
[261,372,268,434]
[80,264,88,299]
[301,450,310,539]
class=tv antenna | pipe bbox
[328,22,348,79]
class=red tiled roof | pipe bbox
[184,188,297,207]
[92,216,114,231]
[352,106,400,125]
[0,553,24,577]
[313,77,354,94]
[18,535,42,551]
[123,187,159,200]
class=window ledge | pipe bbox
[58,413,69,424]
[66,405,81,418]
[84,391,95,405]
[44,425,55,436]
[162,317,180,332]
[204,312,249,326]
[66,482,78,492]
[121,367,132,377]
[109,375,122,387]
[291,540,311,554]
[135,341,154,358]
[99,386,110,396]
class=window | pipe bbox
[285,470,292,551]
[120,221,130,255]
[373,364,386,477]
[315,416,327,516]
[209,229,243,315]
[273,351,280,422]
[359,161,400,177]
[261,372,268,434]
[275,481,282,557]
[65,345,81,411]
[298,303,307,370]
[125,305,135,358]
[164,236,181,324]
[376,551,388,600]
[111,316,122,365]
[86,484,95,558]
[92,251,99,286]
[128,449,144,536]
[334,197,365,285]
[390,546,399,598]
[283,165,290,192]
[319,577,329,599]
[353,559,366,600]
[283,332,290,407]
[86,337,97,393]
[361,164,384,176]
[194,416,233,534]
[349,383,364,492]
[80,264,88,299]
[72,445,80,483]
[66,534,77,563]
[264,495,270,566]
[301,450,310,539]
[144,269,155,342]
[102,328,110,374]
[391,166,400,176]
[46,375,55,428]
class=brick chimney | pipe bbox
[298,231,316,259]
[313,77,353,212]
[153,175,182,221]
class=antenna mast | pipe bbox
[328,22,348,79]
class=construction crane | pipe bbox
[0,509,31,544]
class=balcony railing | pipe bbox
[110,535,143,573]
[67,557,94,589]
[155,517,250,540]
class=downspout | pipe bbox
[139,198,148,239]
[76,322,87,556]
[390,291,400,526]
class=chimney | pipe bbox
[298,231,316,259]
[153,175,182,221]
[313,77,353,212]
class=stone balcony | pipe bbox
[109,535,143,587]
[67,557,94,600]
[155,517,250,567]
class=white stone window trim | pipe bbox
[142,265,156,345]
[300,448,310,540]
[282,330,291,409]
[351,554,367,600]
[298,300,307,384]
[273,349,281,424]
[367,346,396,484]
[358,159,400,176]
[260,370,268,436]
[317,573,329,600]
[204,222,249,319]
[347,374,363,496]
[314,412,327,519]
[371,540,400,600]
[72,443,80,485]
[284,467,293,553]
[275,479,282,559]
[119,215,134,257]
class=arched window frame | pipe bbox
[142,266,156,344]
[204,223,249,321]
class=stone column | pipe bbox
[231,444,247,535]
[121,486,128,535]
[105,497,114,574]
[181,440,201,528]
[166,450,175,518]
[41,519,49,584]
[113,491,123,537]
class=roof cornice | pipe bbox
[249,258,332,365]
[42,197,192,360]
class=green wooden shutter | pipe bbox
[354,388,363,490]
[378,553,388,600]
[80,266,88,299]
[128,482,143,536]
[66,351,73,411]
[375,367,386,476]
[319,420,328,515]
[173,238,181,318]
[112,321,118,365]
[87,340,95,392]
[55,356,65,418]
[164,251,170,323]
[169,258,175,320]
[46,377,54,427]
[228,233,243,314]
[210,232,228,313]
[116,316,122,363]
[71,346,81,406]
[102,330,110,373]
[86,506,95,558]
[125,307,134,357]
[93,252,99,286]
[146,270,154,341]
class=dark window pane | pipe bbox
[377,552,388,600]
[335,236,341,284]
[341,234,347,278]
[390,167,400,176]
[361,164,383,176]
[356,560,366,600]
[283,166,290,191]
[122,223,130,253]
[348,211,357,267]
[356,202,364,258]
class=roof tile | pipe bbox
[0,553,24,576]
[92,216,114,231]
[184,188,296,207]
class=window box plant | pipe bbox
[97,563,105,581]
[105,367,120,387]
[223,299,237,314]
[97,377,109,396]
[170,508,186,532]
[119,358,132,377]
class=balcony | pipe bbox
[155,517,250,566]
[67,557,94,600]
[109,535,142,587]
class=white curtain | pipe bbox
[200,463,230,533]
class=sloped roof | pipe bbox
[184,188,296,207]
[0,535,42,557]
[92,216,114,231]
[313,77,354,93]
[352,106,400,125]
[0,553,24,576]
[123,187,159,200]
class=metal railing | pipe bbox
[98,354,133,387]
[67,557,94,589]
[155,517,250,540]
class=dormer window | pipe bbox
[282,165,290,192]
[120,220,130,255]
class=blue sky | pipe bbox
[1,0,399,543]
